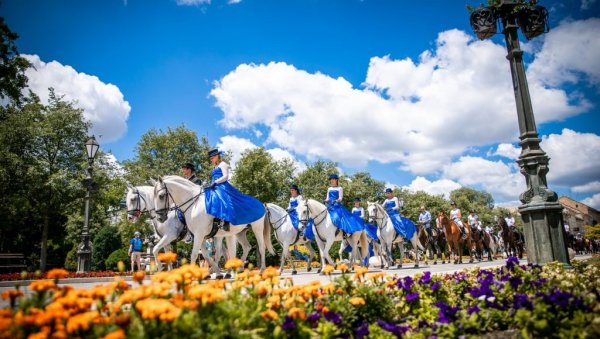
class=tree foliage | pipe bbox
[0,16,30,107]
[584,224,600,240]
[294,160,338,202]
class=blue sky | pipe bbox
[3,0,600,207]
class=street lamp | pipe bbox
[77,136,100,273]
[469,0,570,266]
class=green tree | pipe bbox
[0,17,30,108]
[91,225,121,271]
[123,125,212,185]
[295,160,338,201]
[584,224,600,240]
[343,172,386,209]
[397,189,449,221]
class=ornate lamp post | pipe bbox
[77,136,100,273]
[470,0,570,266]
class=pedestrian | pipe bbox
[128,231,143,272]
[181,163,202,185]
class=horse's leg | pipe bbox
[397,241,404,268]
[305,241,315,272]
[338,238,346,263]
[250,220,267,272]
[152,235,169,272]
[280,240,291,275]
[223,236,237,278]
[412,238,420,268]
[235,230,252,264]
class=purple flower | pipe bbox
[405,291,419,302]
[418,320,428,329]
[324,311,343,325]
[508,276,522,289]
[431,282,441,292]
[469,285,494,299]
[435,301,459,324]
[419,271,431,284]
[513,293,532,310]
[306,312,321,323]
[506,256,519,270]
[531,278,547,287]
[377,320,410,337]
[467,304,480,315]
[401,276,414,290]
[282,316,296,331]
[355,321,369,339]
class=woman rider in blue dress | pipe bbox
[287,184,315,240]
[325,174,364,234]
[383,188,416,240]
[205,149,265,232]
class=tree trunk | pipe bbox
[40,212,49,271]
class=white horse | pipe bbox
[295,199,369,272]
[153,175,274,274]
[265,203,316,274]
[366,202,423,268]
[126,184,185,271]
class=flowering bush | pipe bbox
[1,257,599,338]
[0,270,131,282]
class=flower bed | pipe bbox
[0,270,131,282]
[1,257,599,338]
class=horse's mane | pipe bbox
[497,216,508,228]
[162,175,197,188]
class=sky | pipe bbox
[3,0,600,208]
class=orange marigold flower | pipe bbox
[349,297,366,306]
[135,299,181,322]
[47,268,70,280]
[224,258,244,270]
[261,266,279,280]
[354,266,369,280]
[133,271,145,284]
[66,311,98,334]
[1,289,23,300]
[322,265,334,275]
[260,310,279,321]
[157,252,177,264]
[287,307,306,320]
[29,280,56,293]
[337,263,349,273]
[100,328,126,339]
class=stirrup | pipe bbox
[222,221,230,232]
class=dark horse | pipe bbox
[470,226,495,261]
[496,216,524,259]
[417,223,448,265]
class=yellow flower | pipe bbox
[262,266,280,280]
[117,261,125,273]
[100,329,126,339]
[1,289,23,300]
[354,266,369,280]
[47,268,70,280]
[287,307,306,320]
[337,263,349,273]
[157,252,177,264]
[322,265,334,275]
[349,297,366,306]
[135,299,181,322]
[66,311,99,334]
[261,310,279,320]
[29,280,56,293]
[224,258,245,270]
[133,271,145,284]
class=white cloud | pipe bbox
[580,0,597,11]
[572,181,600,193]
[490,143,520,160]
[101,153,125,177]
[24,54,130,143]
[175,0,211,5]
[528,18,600,87]
[542,128,600,186]
[211,24,591,174]
[228,0,242,4]
[442,156,526,201]
[582,193,600,210]
[402,176,461,197]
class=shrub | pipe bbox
[105,248,130,271]
[92,226,122,271]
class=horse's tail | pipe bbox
[359,231,369,262]
[412,233,425,251]
[263,213,275,256]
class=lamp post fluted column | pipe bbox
[470,0,570,266]
[77,136,99,273]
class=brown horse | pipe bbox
[470,227,495,261]
[496,216,524,259]
[417,223,448,265]
[437,212,474,264]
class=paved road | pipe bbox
[1,255,592,309]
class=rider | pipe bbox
[205,148,265,232]
[383,188,415,240]
[351,197,365,221]
[324,174,364,234]
[468,209,482,232]
[505,213,516,232]
[181,163,202,185]
[287,184,304,230]
[450,201,467,239]
[418,205,433,239]
[485,223,494,235]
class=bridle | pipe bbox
[298,200,328,243]
[368,204,388,230]
[127,188,155,219]
[155,180,203,221]
[265,206,289,231]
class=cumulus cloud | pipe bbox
[490,143,521,160]
[582,193,600,210]
[24,54,130,143]
[211,24,591,174]
[442,156,526,201]
[402,176,461,197]
[572,181,600,193]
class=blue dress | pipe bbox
[384,200,416,240]
[326,189,365,234]
[288,197,315,241]
[204,165,265,225]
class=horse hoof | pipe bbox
[307,267,312,272]
[414,264,419,268]
[469,259,474,263]
[433,261,437,265]
[292,270,297,275]
[224,273,232,279]
[215,274,224,280]
[396,264,402,269]
[380,265,384,269]
[244,261,250,269]
[316,268,321,274]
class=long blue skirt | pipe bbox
[365,223,378,241]
[327,203,365,234]
[205,182,265,225]
[289,209,315,241]
[388,211,416,240]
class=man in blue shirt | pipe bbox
[128,231,143,272]
[418,206,433,239]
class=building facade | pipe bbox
[559,196,600,236]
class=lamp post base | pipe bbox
[76,243,92,273]
[519,201,571,267]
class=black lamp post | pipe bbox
[77,136,100,273]
[470,0,570,266]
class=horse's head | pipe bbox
[126,184,147,223]
[295,199,310,231]
[153,176,170,223]
[437,211,448,227]
[366,202,378,224]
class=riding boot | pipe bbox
[223,221,230,232]
[460,226,467,240]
